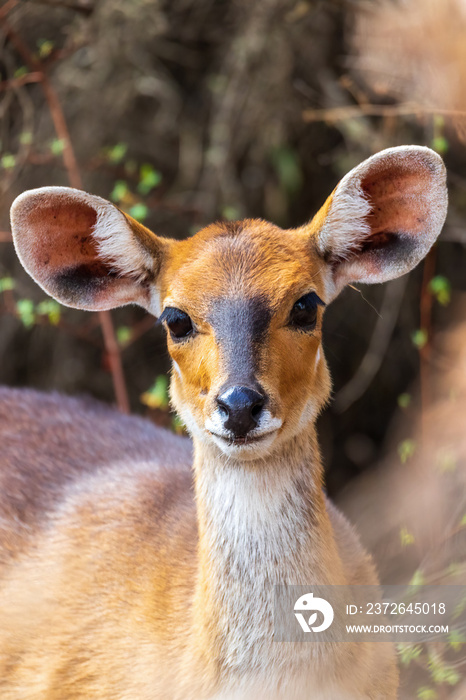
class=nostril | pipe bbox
[217,400,229,419]
[251,401,264,420]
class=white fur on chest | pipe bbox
[207,672,363,700]
[194,454,338,681]
[197,456,322,583]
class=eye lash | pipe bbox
[300,291,326,308]
[157,307,184,325]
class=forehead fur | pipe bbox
[162,219,323,311]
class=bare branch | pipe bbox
[302,101,466,124]
[0,12,130,413]
[334,276,408,413]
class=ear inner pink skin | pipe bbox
[312,146,448,298]
[10,187,166,312]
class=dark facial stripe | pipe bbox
[208,296,271,390]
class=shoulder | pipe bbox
[326,496,379,586]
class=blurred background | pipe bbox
[1,0,466,696]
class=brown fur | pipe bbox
[162,220,329,444]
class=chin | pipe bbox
[208,430,279,462]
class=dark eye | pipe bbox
[289,292,324,331]
[160,307,194,340]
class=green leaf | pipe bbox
[411,329,428,349]
[453,594,466,619]
[222,205,241,221]
[172,414,186,435]
[427,650,461,685]
[14,66,28,79]
[400,526,415,547]
[447,562,463,578]
[448,628,466,652]
[431,136,449,155]
[105,143,128,164]
[0,277,15,292]
[36,299,61,325]
[116,326,132,345]
[50,139,65,156]
[129,203,148,222]
[409,569,426,590]
[429,275,451,306]
[270,145,303,196]
[436,448,457,473]
[398,439,416,464]
[1,154,16,170]
[432,116,448,154]
[397,643,422,666]
[460,514,466,527]
[110,180,129,203]
[141,375,170,410]
[19,131,33,146]
[16,299,35,328]
[397,393,411,409]
[37,39,54,59]
[417,688,438,700]
[137,163,162,195]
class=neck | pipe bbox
[189,428,345,682]
[193,428,343,587]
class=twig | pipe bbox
[27,0,95,15]
[0,0,18,21]
[302,102,466,124]
[0,14,130,413]
[334,276,408,413]
[0,16,82,188]
[0,71,42,91]
[98,310,130,414]
[419,247,437,438]
[0,231,12,242]
[0,296,104,348]
[119,314,156,350]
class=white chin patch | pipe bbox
[209,431,279,460]
[205,409,282,459]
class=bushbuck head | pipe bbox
[11,147,447,460]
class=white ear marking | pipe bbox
[313,145,448,297]
[316,182,371,262]
[92,203,154,283]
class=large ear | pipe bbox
[10,187,170,314]
[309,146,448,299]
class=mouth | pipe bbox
[208,429,278,447]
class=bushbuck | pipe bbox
[0,146,447,699]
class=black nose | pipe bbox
[217,386,265,438]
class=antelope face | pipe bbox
[10,146,448,462]
[160,221,331,458]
